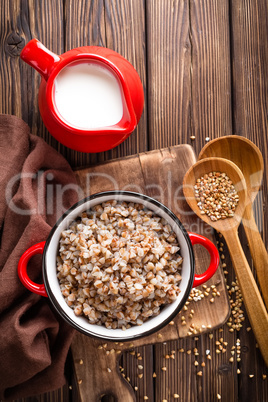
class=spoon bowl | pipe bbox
[183,157,247,234]
[198,135,264,201]
[183,156,268,366]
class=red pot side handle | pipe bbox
[188,232,219,288]
[19,235,219,297]
[18,241,48,297]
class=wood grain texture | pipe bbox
[230,1,268,399]
[120,345,154,402]
[146,0,232,155]
[0,0,64,151]
[146,0,192,150]
[189,0,232,150]
[230,0,268,258]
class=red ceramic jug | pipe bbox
[20,39,144,153]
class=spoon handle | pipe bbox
[242,203,268,309]
[224,229,268,366]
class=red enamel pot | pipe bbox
[18,191,219,342]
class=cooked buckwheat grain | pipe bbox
[57,200,183,329]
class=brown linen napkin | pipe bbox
[0,115,79,400]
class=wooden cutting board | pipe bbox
[71,145,230,402]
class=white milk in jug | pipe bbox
[54,62,124,129]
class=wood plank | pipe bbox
[154,338,198,401]
[182,0,236,399]
[146,0,232,156]
[230,0,268,245]
[119,345,154,402]
[189,0,232,153]
[0,0,24,118]
[231,1,268,401]
[64,0,148,168]
[146,0,192,150]
[0,0,64,151]
[0,0,80,141]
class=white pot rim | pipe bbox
[42,190,195,342]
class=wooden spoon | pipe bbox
[183,157,268,366]
[198,135,268,309]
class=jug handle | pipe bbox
[20,38,61,81]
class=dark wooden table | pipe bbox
[1,1,268,401]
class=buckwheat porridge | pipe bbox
[56,200,183,330]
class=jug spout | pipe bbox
[20,39,61,81]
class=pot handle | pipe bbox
[18,241,48,297]
[20,39,61,81]
[18,235,218,297]
[188,232,219,287]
